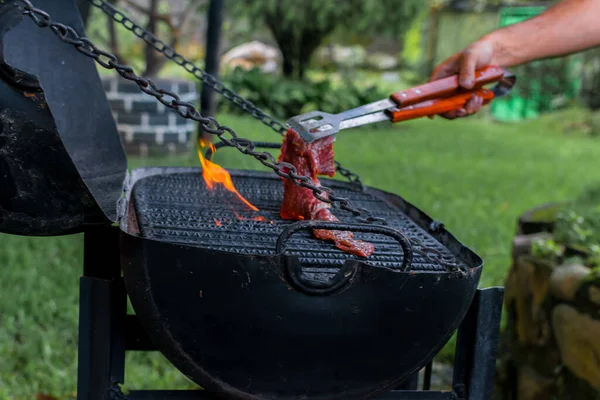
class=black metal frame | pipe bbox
[198,0,224,143]
[76,226,504,400]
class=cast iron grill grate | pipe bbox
[132,171,467,274]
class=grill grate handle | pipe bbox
[277,221,414,296]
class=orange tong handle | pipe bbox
[389,65,504,107]
[387,89,494,123]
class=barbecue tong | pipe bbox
[287,65,516,143]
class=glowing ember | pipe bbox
[231,210,270,223]
[236,212,266,221]
[197,139,258,211]
[212,215,271,226]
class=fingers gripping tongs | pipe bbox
[286,65,516,143]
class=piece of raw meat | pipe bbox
[278,128,375,258]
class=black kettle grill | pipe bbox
[0,1,504,399]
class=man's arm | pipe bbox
[488,0,600,69]
[430,0,600,118]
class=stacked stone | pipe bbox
[496,205,600,400]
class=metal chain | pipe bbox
[17,0,459,270]
[86,0,364,189]
[17,0,385,226]
[88,0,287,135]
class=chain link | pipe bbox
[17,0,460,270]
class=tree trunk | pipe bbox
[298,26,330,80]
[144,0,164,78]
[281,51,295,78]
[264,4,298,79]
[264,2,334,80]
[107,0,122,62]
[122,0,189,78]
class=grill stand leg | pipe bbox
[77,226,127,400]
[451,287,504,400]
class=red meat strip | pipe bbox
[278,128,375,258]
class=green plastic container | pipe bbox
[491,6,582,122]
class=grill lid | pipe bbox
[2,0,127,224]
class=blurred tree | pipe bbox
[229,0,425,80]
[121,0,203,77]
[581,47,600,110]
[99,0,205,78]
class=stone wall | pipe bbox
[102,76,198,157]
[495,207,600,400]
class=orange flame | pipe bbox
[197,139,258,211]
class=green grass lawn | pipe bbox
[2,108,600,399]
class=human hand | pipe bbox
[429,38,496,119]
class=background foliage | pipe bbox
[228,0,425,79]
[217,67,389,118]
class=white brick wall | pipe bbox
[102,76,199,149]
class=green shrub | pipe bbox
[554,208,600,255]
[531,237,564,261]
[530,185,600,266]
[215,67,389,120]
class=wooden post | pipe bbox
[425,5,441,79]
[198,0,224,144]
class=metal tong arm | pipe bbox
[386,88,495,122]
[389,65,506,107]
[333,65,506,125]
